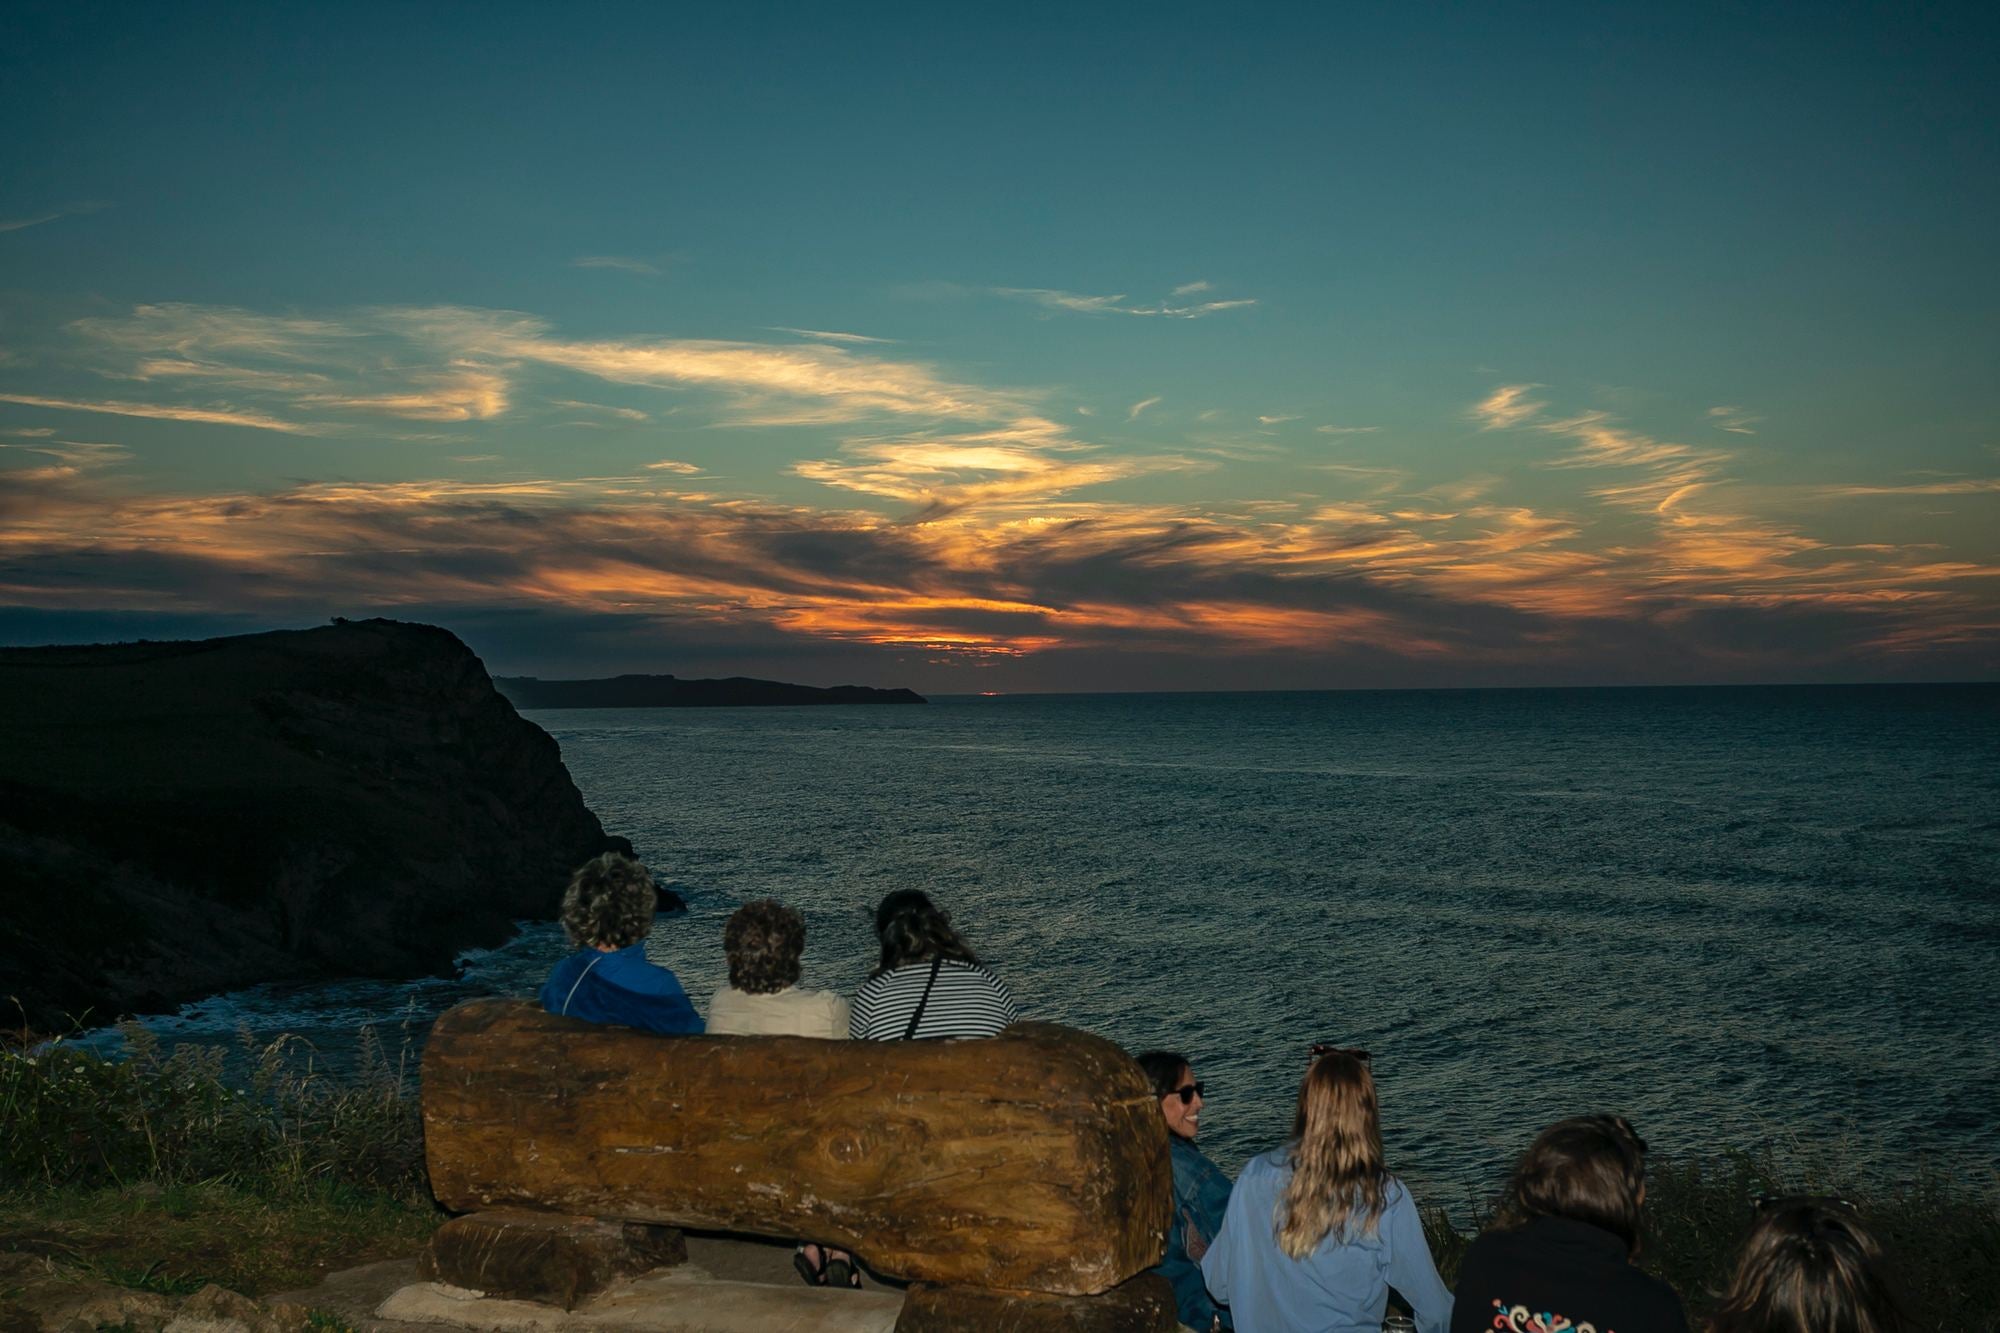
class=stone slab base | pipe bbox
[895,1273,1180,1332]
[378,1267,903,1333]
[420,1210,687,1310]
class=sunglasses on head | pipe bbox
[1591,1113,1648,1154]
[1754,1193,1855,1215]
[1167,1081,1205,1104]
[1309,1044,1371,1063]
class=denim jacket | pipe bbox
[1159,1134,1235,1330]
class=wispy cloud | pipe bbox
[550,399,649,422]
[0,438,132,484]
[990,286,1257,319]
[0,392,313,434]
[791,417,1155,518]
[1171,281,1213,296]
[76,304,356,360]
[644,459,702,473]
[1469,384,1545,431]
[1812,478,2000,498]
[0,202,105,234]
[1316,424,1382,436]
[1707,405,1760,435]
[1128,396,1162,422]
[0,212,66,235]
[572,255,662,277]
[1257,413,1301,425]
[1466,382,1856,600]
[770,327,895,345]
[57,302,1043,432]
[301,365,511,421]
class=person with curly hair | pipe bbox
[1449,1114,1686,1333]
[538,851,701,1035]
[708,899,849,1038]
[1200,1048,1451,1333]
[1707,1196,1899,1333]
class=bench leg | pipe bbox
[422,1209,686,1310]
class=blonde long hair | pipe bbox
[1276,1051,1388,1258]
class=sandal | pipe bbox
[792,1243,828,1286]
[824,1256,861,1289]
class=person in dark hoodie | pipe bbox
[1450,1115,1687,1333]
[539,852,702,1034]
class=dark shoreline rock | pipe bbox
[0,619,629,1032]
[494,672,925,709]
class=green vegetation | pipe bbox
[1,1181,438,1299]
[6,1023,1996,1329]
[1421,1152,2000,1332]
[1,1021,440,1296]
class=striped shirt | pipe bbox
[849,958,1020,1040]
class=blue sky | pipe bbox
[3,2,1995,688]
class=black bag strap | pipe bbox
[901,957,945,1040]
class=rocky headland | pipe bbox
[494,673,925,709]
[0,619,633,1032]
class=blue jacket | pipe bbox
[1158,1135,1234,1330]
[539,944,703,1035]
[1201,1147,1452,1333]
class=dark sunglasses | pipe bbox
[1309,1044,1372,1063]
[1168,1082,1205,1104]
[1755,1193,1855,1214]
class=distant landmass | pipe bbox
[494,673,927,709]
[0,619,639,1030]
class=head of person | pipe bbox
[1278,1048,1387,1256]
[559,852,657,951]
[1708,1197,1899,1333]
[1137,1050,1203,1141]
[723,899,806,996]
[1498,1114,1650,1257]
[872,890,978,973]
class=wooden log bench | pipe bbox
[420,999,1179,1331]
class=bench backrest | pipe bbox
[422,999,1172,1295]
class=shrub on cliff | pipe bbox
[0,1020,425,1201]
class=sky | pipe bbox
[3,2,1996,691]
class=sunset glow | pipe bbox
[3,8,1994,689]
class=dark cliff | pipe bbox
[495,673,926,709]
[0,619,628,1031]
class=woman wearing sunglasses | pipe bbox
[1200,1048,1452,1333]
[1136,1051,1233,1332]
[1707,1196,1898,1333]
[1449,1115,1686,1333]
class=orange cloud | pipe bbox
[0,392,312,434]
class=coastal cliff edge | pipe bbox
[0,618,628,1031]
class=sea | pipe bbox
[80,685,2000,1205]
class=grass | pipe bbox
[1,1018,441,1297]
[2,1181,440,1297]
[1420,1150,2000,1333]
[1,1015,428,1199]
